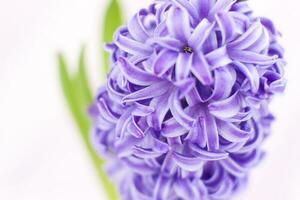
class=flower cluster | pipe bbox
[89,0,286,199]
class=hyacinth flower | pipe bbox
[88,0,286,199]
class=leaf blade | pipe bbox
[58,53,89,134]
[77,46,93,105]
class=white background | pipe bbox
[0,0,299,199]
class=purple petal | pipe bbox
[186,87,202,106]
[115,136,140,157]
[231,1,252,14]
[90,128,109,156]
[228,21,263,50]
[228,11,249,33]
[122,81,170,103]
[219,157,246,177]
[208,0,236,20]
[189,143,228,160]
[127,116,145,138]
[203,163,224,186]
[148,37,182,52]
[153,49,178,76]
[194,179,208,198]
[234,61,260,93]
[171,0,199,22]
[227,107,253,123]
[161,151,177,175]
[147,91,171,130]
[231,150,262,168]
[118,57,161,86]
[132,103,155,117]
[189,18,215,51]
[203,31,219,53]
[139,132,170,153]
[121,157,158,175]
[185,117,207,148]
[131,175,153,200]
[220,140,245,153]
[239,120,265,153]
[217,120,251,142]
[169,90,195,129]
[228,49,278,65]
[215,12,235,44]
[153,176,172,200]
[247,27,269,53]
[133,146,166,159]
[176,53,193,80]
[269,79,286,93]
[173,179,200,200]
[191,0,211,19]
[173,151,204,171]
[208,92,241,119]
[203,110,220,151]
[261,17,278,35]
[211,66,236,100]
[128,11,150,42]
[162,118,188,137]
[210,175,234,199]
[174,78,195,99]
[166,7,191,42]
[97,98,119,123]
[115,30,152,55]
[95,115,114,131]
[153,20,168,37]
[191,52,213,85]
[115,109,132,138]
[205,46,232,69]
[106,71,126,104]
[155,3,169,24]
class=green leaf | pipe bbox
[58,53,118,200]
[58,54,89,135]
[76,46,93,107]
[73,47,93,134]
[102,0,123,74]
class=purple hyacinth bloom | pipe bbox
[89,0,286,199]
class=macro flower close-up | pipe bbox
[89,0,286,199]
[2,0,300,200]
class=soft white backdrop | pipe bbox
[0,0,299,199]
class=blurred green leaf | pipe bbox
[58,52,118,200]
[58,54,89,135]
[102,0,123,74]
[58,1,124,198]
[76,46,93,107]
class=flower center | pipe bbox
[183,46,193,54]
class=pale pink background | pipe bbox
[0,0,299,199]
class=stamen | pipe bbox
[183,46,193,54]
